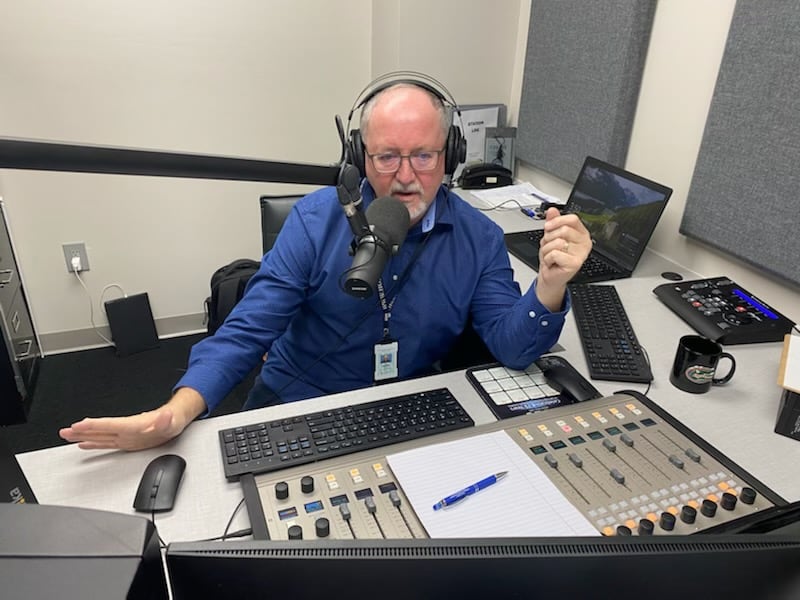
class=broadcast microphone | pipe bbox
[344,196,410,298]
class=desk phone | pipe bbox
[653,276,795,344]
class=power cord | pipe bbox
[70,259,127,347]
[150,496,252,550]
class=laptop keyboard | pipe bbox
[569,283,653,383]
[218,387,474,481]
[506,230,624,281]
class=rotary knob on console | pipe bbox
[275,481,289,500]
[288,524,303,540]
[701,498,717,518]
[315,517,330,538]
[616,525,632,536]
[659,511,676,531]
[638,519,654,536]
[680,505,697,524]
[720,492,737,511]
[301,475,315,494]
[740,487,757,505]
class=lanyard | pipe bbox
[376,277,395,340]
[374,227,434,341]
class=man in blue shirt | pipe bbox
[60,80,591,451]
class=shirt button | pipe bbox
[392,274,399,281]
[528,311,536,318]
[542,320,549,327]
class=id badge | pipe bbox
[373,340,399,382]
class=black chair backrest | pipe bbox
[259,195,303,254]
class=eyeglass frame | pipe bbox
[364,147,446,174]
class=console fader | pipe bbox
[252,392,781,540]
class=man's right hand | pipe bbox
[58,387,206,451]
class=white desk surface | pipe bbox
[17,196,800,545]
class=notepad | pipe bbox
[386,430,598,539]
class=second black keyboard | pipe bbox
[569,283,652,383]
[219,388,474,481]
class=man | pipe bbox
[59,81,591,451]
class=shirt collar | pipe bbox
[360,182,455,234]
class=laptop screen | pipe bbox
[567,157,672,272]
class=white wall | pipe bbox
[3,0,797,355]
[0,0,522,353]
[514,0,800,324]
[0,0,372,351]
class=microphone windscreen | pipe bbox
[365,196,411,247]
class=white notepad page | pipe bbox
[386,430,598,539]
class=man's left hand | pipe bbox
[536,207,592,311]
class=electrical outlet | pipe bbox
[62,242,90,273]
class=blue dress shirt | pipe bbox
[176,183,568,413]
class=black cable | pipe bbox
[221,497,246,541]
[473,197,527,212]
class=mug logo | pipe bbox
[685,365,714,383]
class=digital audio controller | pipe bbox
[245,391,783,540]
[653,276,795,344]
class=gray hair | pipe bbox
[359,82,452,143]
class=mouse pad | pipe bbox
[466,357,584,420]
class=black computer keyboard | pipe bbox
[218,388,474,481]
[569,284,652,383]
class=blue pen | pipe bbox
[432,471,508,511]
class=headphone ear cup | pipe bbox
[348,129,367,178]
[444,124,467,176]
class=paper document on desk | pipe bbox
[779,334,800,392]
[386,430,597,538]
[469,182,561,209]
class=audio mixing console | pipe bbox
[243,391,784,541]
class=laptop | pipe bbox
[504,156,672,283]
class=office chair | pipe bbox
[259,195,304,254]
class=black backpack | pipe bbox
[205,258,260,335]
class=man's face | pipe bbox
[362,87,446,226]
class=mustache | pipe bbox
[390,183,423,195]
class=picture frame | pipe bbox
[484,126,516,172]
[453,103,507,179]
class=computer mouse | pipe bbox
[133,454,186,513]
[538,357,601,403]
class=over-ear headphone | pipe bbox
[344,71,467,179]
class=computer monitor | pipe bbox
[167,534,800,600]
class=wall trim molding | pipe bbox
[39,313,206,356]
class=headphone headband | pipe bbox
[344,71,466,179]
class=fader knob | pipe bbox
[680,505,697,524]
[740,487,757,505]
[701,499,717,518]
[638,519,654,536]
[721,492,737,511]
[659,512,676,531]
[288,524,303,540]
[275,481,289,500]
[315,517,330,538]
[301,475,315,494]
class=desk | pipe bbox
[16,196,800,546]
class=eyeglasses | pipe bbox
[365,148,445,174]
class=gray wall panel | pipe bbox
[516,0,656,183]
[681,1,800,287]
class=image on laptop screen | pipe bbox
[568,157,672,273]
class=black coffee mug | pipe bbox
[670,335,736,394]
